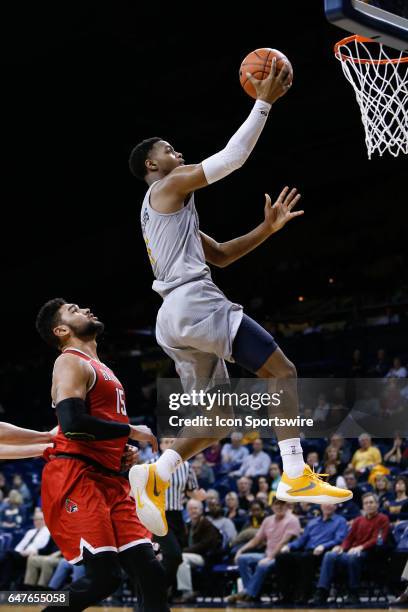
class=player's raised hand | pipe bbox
[128,425,158,453]
[264,187,303,234]
[246,57,292,105]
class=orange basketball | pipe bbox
[239,47,293,99]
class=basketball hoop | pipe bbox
[334,35,408,158]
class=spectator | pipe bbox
[306,451,320,471]
[12,474,32,505]
[191,453,214,488]
[0,471,10,498]
[236,477,255,511]
[330,433,352,465]
[384,434,404,466]
[343,470,364,507]
[351,433,382,475]
[175,499,222,604]
[312,493,390,605]
[48,557,86,590]
[231,501,267,550]
[350,349,365,377]
[229,499,301,603]
[224,492,246,531]
[373,474,393,508]
[221,432,249,473]
[207,501,237,546]
[0,490,26,530]
[0,509,50,589]
[230,439,271,479]
[276,504,348,603]
[313,394,330,423]
[294,502,320,527]
[368,348,389,378]
[255,476,270,496]
[268,462,282,495]
[386,357,407,379]
[383,476,408,520]
[203,442,221,467]
[23,543,61,589]
[204,488,219,512]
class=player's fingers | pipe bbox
[284,188,298,205]
[277,186,290,202]
[264,193,271,207]
[289,210,304,218]
[276,61,290,84]
[287,193,302,211]
[268,56,277,79]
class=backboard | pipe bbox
[325,0,408,50]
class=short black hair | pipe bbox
[36,298,67,348]
[128,137,162,180]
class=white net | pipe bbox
[335,37,408,158]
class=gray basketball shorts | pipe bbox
[155,279,243,393]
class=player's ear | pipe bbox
[145,157,158,172]
[53,324,70,342]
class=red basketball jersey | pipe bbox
[50,348,129,471]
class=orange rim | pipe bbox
[334,35,408,65]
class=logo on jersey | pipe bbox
[141,208,150,232]
[65,498,79,513]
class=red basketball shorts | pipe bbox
[41,457,151,563]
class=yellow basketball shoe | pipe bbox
[276,465,353,504]
[129,463,169,536]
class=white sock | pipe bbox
[278,438,305,478]
[155,448,182,482]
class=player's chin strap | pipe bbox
[201,99,272,184]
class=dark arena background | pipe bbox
[0,1,407,610]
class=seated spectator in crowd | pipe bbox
[330,432,352,465]
[203,489,219,513]
[12,474,32,505]
[384,434,404,467]
[306,451,320,471]
[137,440,153,463]
[368,348,389,378]
[268,463,282,500]
[236,477,254,511]
[0,471,10,498]
[373,474,393,508]
[23,540,61,589]
[191,454,215,489]
[343,470,364,507]
[350,349,365,378]
[175,499,222,604]
[228,499,301,604]
[231,500,267,550]
[383,476,408,520]
[221,432,249,473]
[386,357,407,379]
[0,509,50,589]
[0,490,26,531]
[207,500,237,546]
[224,492,247,532]
[230,439,271,479]
[294,502,320,527]
[48,557,86,590]
[256,491,269,509]
[351,433,382,476]
[313,393,330,423]
[256,476,269,497]
[276,504,348,604]
[312,493,390,605]
[203,442,221,467]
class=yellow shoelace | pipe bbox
[307,466,329,482]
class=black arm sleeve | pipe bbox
[56,397,130,441]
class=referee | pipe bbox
[148,438,206,592]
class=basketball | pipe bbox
[239,47,293,99]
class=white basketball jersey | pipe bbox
[140,181,212,298]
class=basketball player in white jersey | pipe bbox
[128,58,352,536]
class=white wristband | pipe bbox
[202,99,272,185]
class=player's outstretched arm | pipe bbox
[0,422,54,445]
[200,187,303,267]
[0,442,53,460]
[155,58,292,212]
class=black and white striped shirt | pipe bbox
[148,457,198,511]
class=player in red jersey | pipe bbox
[35,298,169,612]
